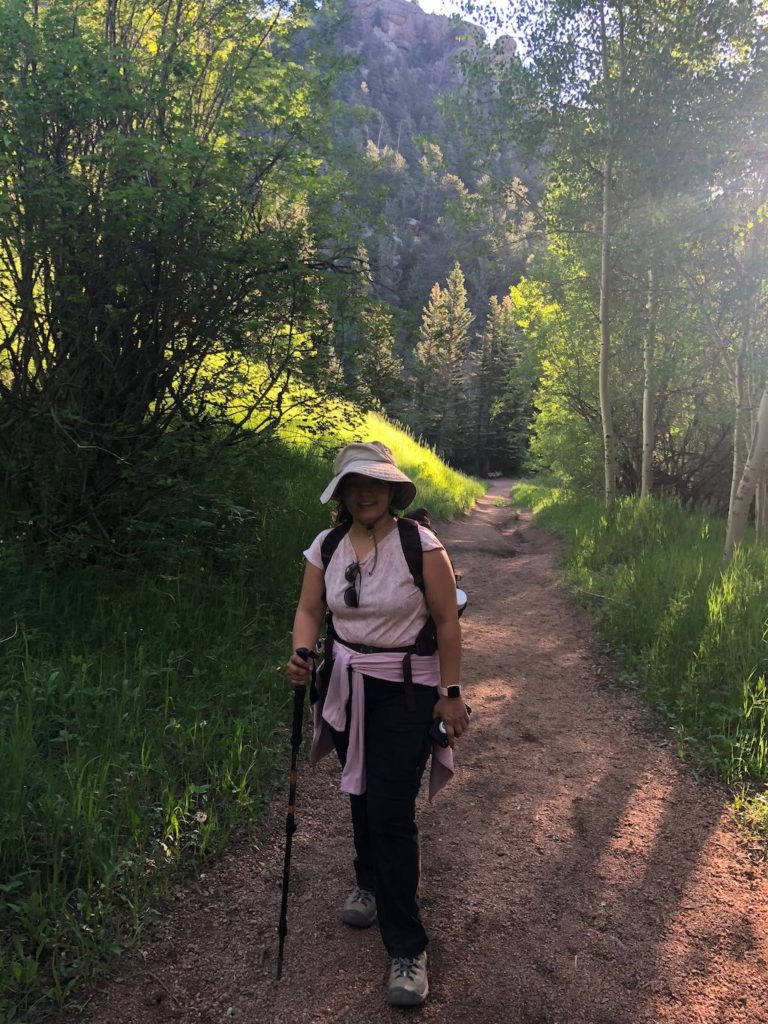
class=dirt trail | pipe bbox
[73,480,768,1024]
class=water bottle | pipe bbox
[428,703,472,747]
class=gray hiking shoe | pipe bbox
[387,951,428,1007]
[341,887,377,928]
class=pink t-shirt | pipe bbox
[304,523,443,648]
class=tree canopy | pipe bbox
[0,0,358,546]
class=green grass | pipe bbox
[513,479,768,802]
[510,477,560,512]
[361,414,486,519]
[282,407,486,519]
[0,417,481,1019]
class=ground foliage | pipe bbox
[2,0,768,1012]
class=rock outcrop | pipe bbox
[313,0,530,343]
[342,0,476,55]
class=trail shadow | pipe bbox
[426,727,741,1023]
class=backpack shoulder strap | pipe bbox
[320,521,351,572]
[397,516,424,592]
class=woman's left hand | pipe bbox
[434,696,470,748]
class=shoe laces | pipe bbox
[350,887,375,906]
[392,956,420,980]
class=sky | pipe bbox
[416,0,483,25]
[416,0,468,13]
[413,1,508,42]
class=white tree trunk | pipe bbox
[724,384,768,562]
[755,451,768,543]
[641,262,658,499]
[729,348,748,516]
[598,0,617,513]
[599,150,617,512]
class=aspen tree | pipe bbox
[640,262,659,499]
[724,385,768,561]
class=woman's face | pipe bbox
[341,474,392,527]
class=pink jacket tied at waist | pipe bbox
[309,641,455,801]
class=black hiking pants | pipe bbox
[330,675,437,958]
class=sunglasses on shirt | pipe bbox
[344,561,361,608]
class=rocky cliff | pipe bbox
[339,0,516,67]
[312,0,530,358]
[341,0,482,56]
[333,0,518,154]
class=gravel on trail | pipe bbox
[70,479,768,1024]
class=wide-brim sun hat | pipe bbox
[320,441,417,510]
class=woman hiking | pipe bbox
[285,441,469,1007]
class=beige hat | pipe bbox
[320,441,417,509]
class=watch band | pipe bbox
[438,684,462,699]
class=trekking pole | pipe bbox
[276,646,316,980]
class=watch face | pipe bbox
[446,685,462,699]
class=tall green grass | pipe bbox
[0,421,481,1019]
[514,481,768,797]
[282,407,486,519]
[361,413,485,519]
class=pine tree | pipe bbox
[353,303,406,411]
[469,295,523,475]
[413,263,474,465]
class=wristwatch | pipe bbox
[438,684,462,699]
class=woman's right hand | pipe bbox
[286,650,313,689]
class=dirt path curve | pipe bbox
[75,480,768,1024]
